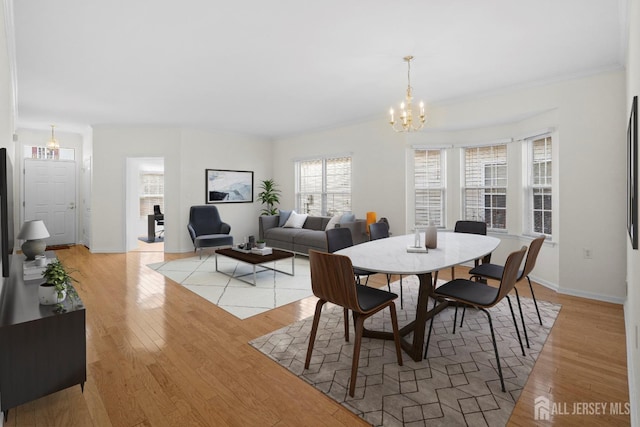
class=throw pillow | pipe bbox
[283,211,308,228]
[340,213,356,224]
[325,214,342,231]
[278,209,292,227]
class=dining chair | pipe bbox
[423,246,527,393]
[468,235,546,348]
[305,250,403,397]
[326,227,375,286]
[369,222,405,309]
[432,220,491,285]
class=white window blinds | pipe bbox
[139,172,164,217]
[414,149,444,226]
[296,156,352,216]
[463,144,507,229]
[530,136,552,235]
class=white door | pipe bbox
[24,159,76,246]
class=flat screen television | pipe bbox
[0,147,14,277]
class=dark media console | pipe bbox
[0,253,86,421]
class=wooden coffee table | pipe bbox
[214,248,295,286]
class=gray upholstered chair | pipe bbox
[187,205,233,258]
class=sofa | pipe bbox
[258,212,367,255]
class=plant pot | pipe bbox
[38,283,67,305]
[256,242,266,249]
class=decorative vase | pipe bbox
[38,283,67,305]
[425,221,438,249]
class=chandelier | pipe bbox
[47,125,59,150]
[389,56,426,133]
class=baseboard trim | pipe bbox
[526,275,625,305]
[556,285,626,305]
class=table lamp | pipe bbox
[17,220,50,260]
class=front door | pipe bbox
[24,159,76,246]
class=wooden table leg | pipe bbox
[362,272,448,362]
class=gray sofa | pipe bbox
[258,214,367,255]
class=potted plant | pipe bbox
[257,179,281,216]
[39,259,79,310]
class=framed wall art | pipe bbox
[628,96,638,249]
[206,169,254,204]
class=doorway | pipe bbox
[24,159,77,246]
[125,157,165,252]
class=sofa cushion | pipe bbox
[293,229,325,247]
[325,214,341,230]
[264,227,306,243]
[340,213,356,223]
[302,216,325,231]
[283,211,308,228]
[278,209,293,227]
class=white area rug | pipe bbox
[147,254,312,319]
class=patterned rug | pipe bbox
[147,255,312,319]
[250,276,561,426]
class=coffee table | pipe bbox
[214,248,295,286]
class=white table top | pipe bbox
[335,232,500,275]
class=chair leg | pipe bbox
[388,302,403,366]
[513,287,530,349]
[349,314,366,397]
[305,300,327,369]
[453,302,459,334]
[343,307,349,342]
[527,276,543,325]
[481,308,506,393]
[399,276,404,310]
[459,306,466,328]
[424,298,438,359]
[506,295,525,357]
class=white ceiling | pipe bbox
[10,0,627,138]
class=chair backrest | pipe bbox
[519,235,545,280]
[188,205,225,236]
[309,250,361,312]
[326,227,354,253]
[369,222,389,241]
[454,220,487,235]
[493,246,528,305]
[154,205,162,216]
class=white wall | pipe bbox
[91,126,272,253]
[626,0,640,423]
[274,70,626,303]
[0,1,15,423]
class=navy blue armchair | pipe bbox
[187,205,233,257]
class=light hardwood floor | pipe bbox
[4,245,630,426]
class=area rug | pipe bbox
[147,254,312,319]
[250,276,561,426]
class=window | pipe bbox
[296,156,351,216]
[463,145,507,229]
[529,136,552,235]
[414,149,445,226]
[140,172,164,217]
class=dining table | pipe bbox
[335,231,500,362]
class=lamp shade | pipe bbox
[17,220,50,240]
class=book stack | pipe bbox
[251,247,273,256]
[406,245,428,254]
[23,258,52,281]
